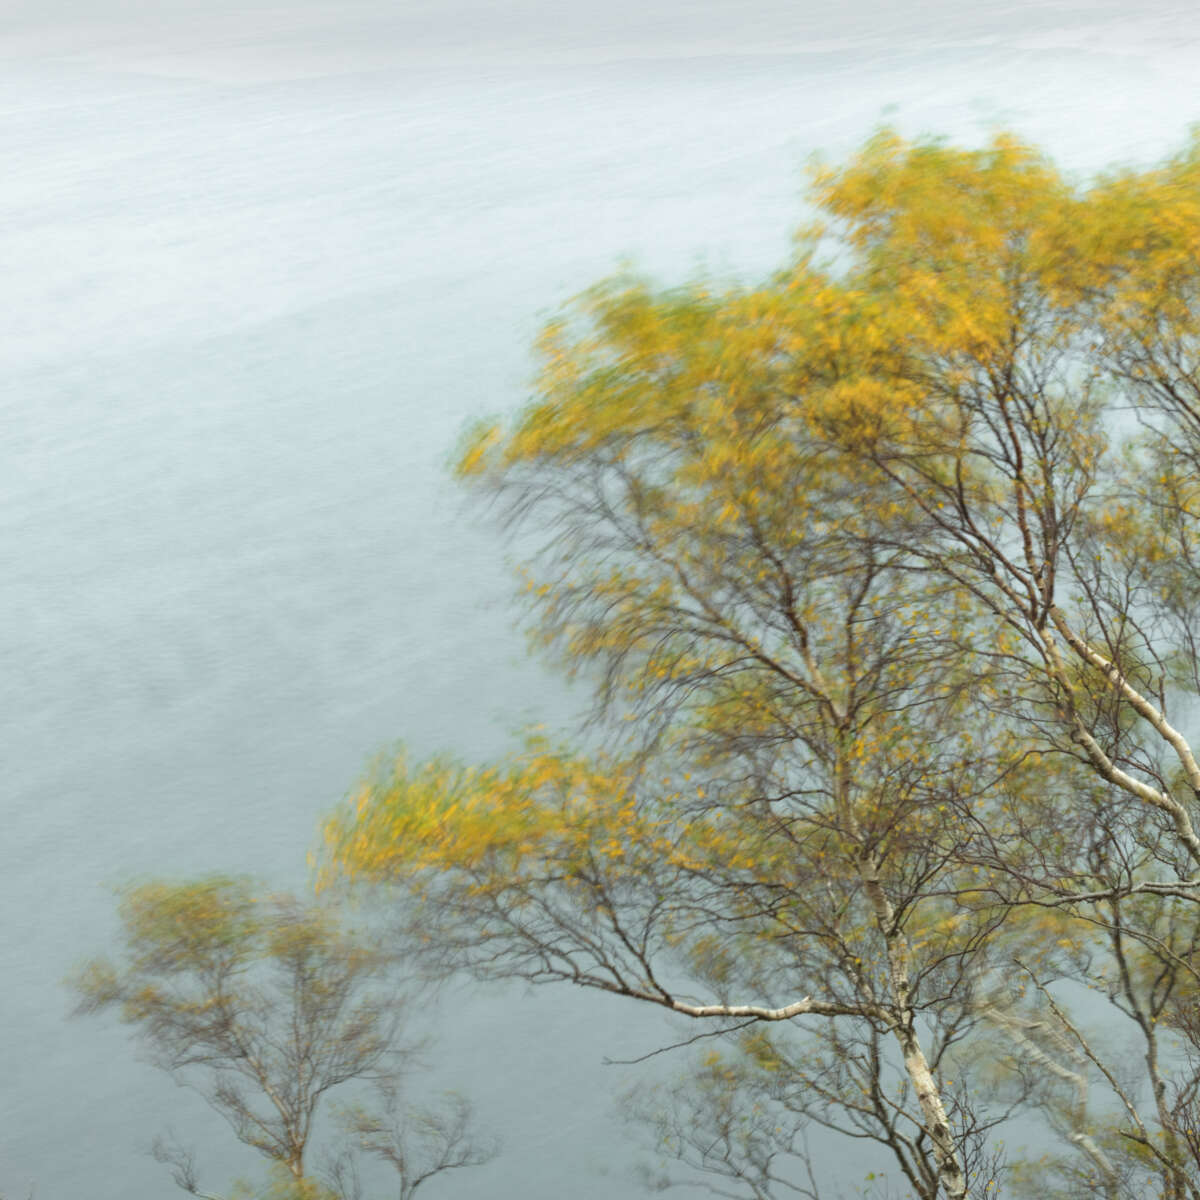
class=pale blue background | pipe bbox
[3,2,1198,1196]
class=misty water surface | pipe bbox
[4,3,1199,1196]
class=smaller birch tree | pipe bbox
[71,878,495,1200]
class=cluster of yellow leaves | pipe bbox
[323,740,768,903]
[119,877,261,974]
[456,127,1200,502]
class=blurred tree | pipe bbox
[322,130,1200,1198]
[71,878,496,1199]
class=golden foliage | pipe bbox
[327,128,1200,1195]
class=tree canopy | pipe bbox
[323,130,1200,1199]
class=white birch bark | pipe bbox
[861,864,969,1200]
